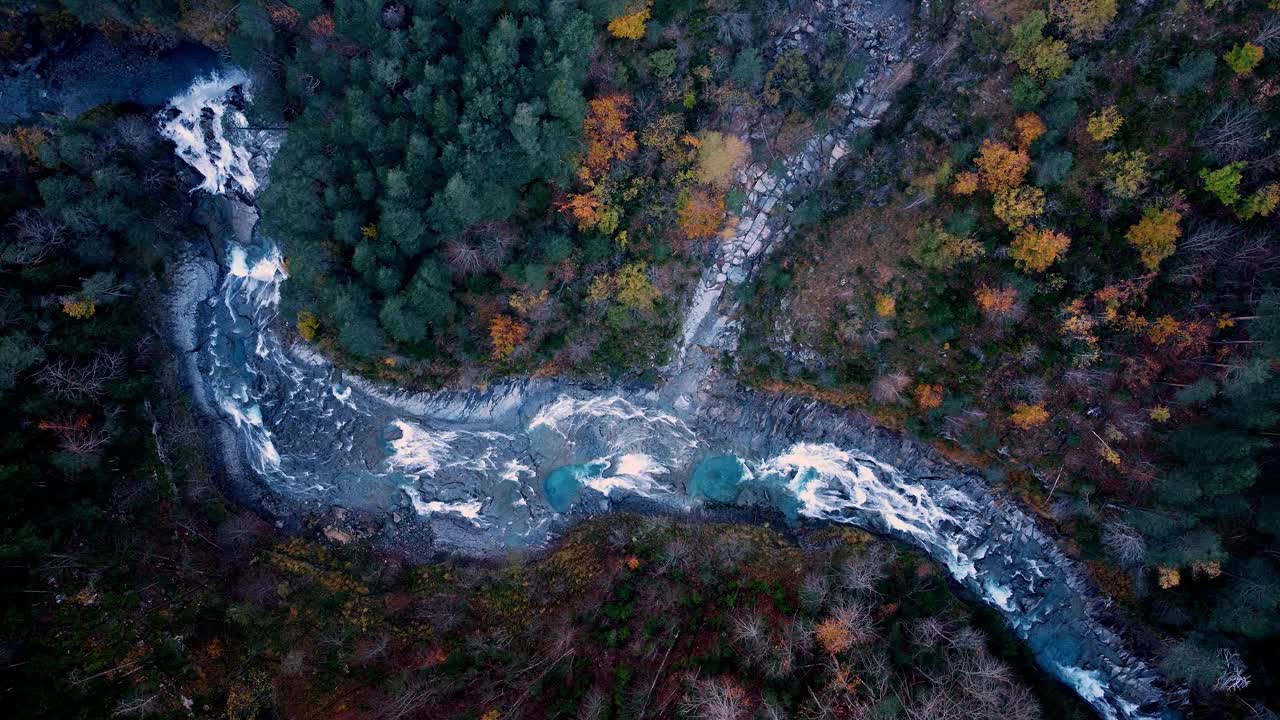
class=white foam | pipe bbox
[501,459,533,483]
[159,70,258,195]
[386,419,457,478]
[402,486,485,526]
[759,443,976,581]
[581,453,671,498]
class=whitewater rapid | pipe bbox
[164,73,1177,720]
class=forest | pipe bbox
[1,0,1278,719]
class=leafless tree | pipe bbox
[870,372,911,404]
[3,210,66,266]
[443,240,483,276]
[798,572,830,612]
[1199,104,1265,163]
[731,611,768,651]
[35,351,127,400]
[577,686,607,720]
[679,676,750,720]
[217,511,268,549]
[372,676,436,720]
[1213,649,1251,693]
[837,546,891,596]
[714,13,753,44]
[659,538,692,574]
[1255,15,1280,51]
[1102,522,1146,566]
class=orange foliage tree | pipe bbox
[914,384,944,411]
[974,139,1031,191]
[489,315,528,360]
[583,95,638,176]
[1010,227,1070,272]
[1010,402,1050,430]
[678,188,725,239]
[1125,207,1181,271]
[1014,113,1046,150]
[950,171,979,195]
[974,285,1020,322]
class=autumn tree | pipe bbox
[615,263,660,311]
[583,95,638,176]
[1010,227,1070,272]
[1238,183,1279,220]
[607,3,651,40]
[975,285,1021,324]
[1014,113,1046,151]
[1126,208,1182,271]
[974,140,1031,190]
[1008,11,1072,80]
[489,315,528,360]
[1223,43,1264,75]
[1086,105,1123,141]
[297,310,320,341]
[993,185,1046,230]
[915,384,944,411]
[1010,402,1050,430]
[1051,0,1117,41]
[678,189,726,239]
[1104,150,1150,199]
[695,131,750,188]
[951,171,979,195]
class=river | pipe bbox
[156,61,1181,719]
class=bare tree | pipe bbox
[577,686,607,720]
[1101,521,1147,566]
[798,572,830,612]
[1213,649,1251,693]
[1199,104,1265,163]
[443,240,483,276]
[679,676,750,720]
[870,372,911,404]
[837,546,890,596]
[3,210,66,266]
[1255,15,1280,52]
[35,351,127,400]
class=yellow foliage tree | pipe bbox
[615,263,660,311]
[489,315,528,360]
[607,4,651,40]
[1086,105,1123,142]
[61,297,96,319]
[297,310,320,341]
[1010,227,1070,272]
[993,185,1046,231]
[1125,207,1181,271]
[874,294,897,318]
[695,131,750,188]
[975,139,1031,191]
[1103,150,1149,199]
[1010,402,1050,430]
[950,171,979,195]
[1014,113,1046,151]
[678,188,726,239]
[1051,0,1117,40]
